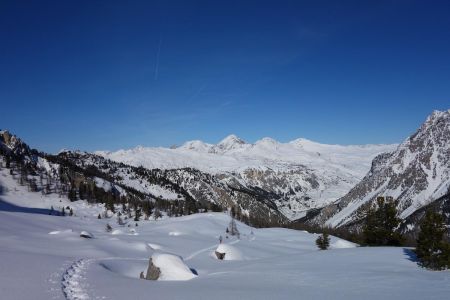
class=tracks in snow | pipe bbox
[185,239,240,261]
[61,259,92,300]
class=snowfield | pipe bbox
[0,169,449,299]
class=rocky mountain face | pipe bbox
[306,110,450,231]
[97,135,395,220]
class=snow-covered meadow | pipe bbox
[0,169,449,300]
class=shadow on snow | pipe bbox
[0,198,62,216]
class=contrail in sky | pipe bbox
[154,36,162,80]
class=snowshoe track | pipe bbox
[62,259,92,300]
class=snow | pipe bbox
[96,135,397,219]
[147,184,180,200]
[151,253,197,281]
[94,177,113,192]
[96,135,396,175]
[331,239,357,249]
[215,243,243,260]
[0,169,449,299]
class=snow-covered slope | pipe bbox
[1,169,449,300]
[97,136,396,219]
[311,110,450,228]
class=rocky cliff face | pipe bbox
[307,110,450,229]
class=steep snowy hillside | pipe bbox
[309,110,450,229]
[1,171,449,300]
[97,136,396,219]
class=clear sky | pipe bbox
[1,0,449,153]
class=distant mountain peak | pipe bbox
[214,134,247,152]
[179,140,213,152]
[218,134,246,145]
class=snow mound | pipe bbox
[168,231,183,236]
[80,231,94,239]
[151,253,197,281]
[111,229,124,235]
[331,239,358,249]
[147,243,163,250]
[48,229,72,235]
[215,243,243,260]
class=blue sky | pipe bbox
[1,0,449,153]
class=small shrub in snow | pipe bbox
[106,223,113,232]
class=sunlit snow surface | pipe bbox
[0,169,449,300]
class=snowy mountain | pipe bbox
[0,130,286,225]
[307,110,450,230]
[97,135,396,219]
[1,165,449,299]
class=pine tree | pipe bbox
[134,208,142,222]
[5,156,10,169]
[68,188,77,202]
[105,223,112,233]
[363,197,403,246]
[316,233,330,250]
[415,211,450,270]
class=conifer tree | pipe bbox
[68,188,77,202]
[415,211,450,270]
[134,208,141,222]
[106,223,112,232]
[316,233,330,250]
[5,156,10,168]
[363,197,403,246]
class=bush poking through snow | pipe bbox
[316,233,330,250]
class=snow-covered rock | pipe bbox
[149,253,197,281]
[80,231,94,239]
[215,243,243,261]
